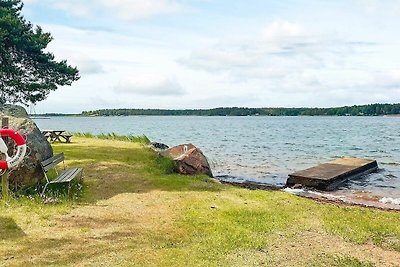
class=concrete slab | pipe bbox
[286,157,378,190]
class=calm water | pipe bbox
[34,116,400,202]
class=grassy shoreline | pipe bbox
[0,137,399,266]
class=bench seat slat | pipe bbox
[50,169,71,183]
[60,168,82,183]
[50,168,82,184]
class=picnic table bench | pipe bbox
[41,153,83,196]
[42,130,73,143]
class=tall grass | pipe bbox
[74,132,151,144]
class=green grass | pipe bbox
[309,255,375,267]
[0,136,399,266]
[321,205,400,250]
[73,132,151,144]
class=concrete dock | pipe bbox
[286,157,378,190]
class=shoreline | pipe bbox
[220,180,400,212]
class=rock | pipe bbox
[292,184,303,189]
[0,104,53,189]
[160,144,213,177]
[149,142,169,151]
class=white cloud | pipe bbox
[180,21,310,71]
[26,0,186,20]
[262,21,305,41]
[72,57,104,75]
[114,76,185,96]
[177,19,400,106]
[354,0,400,16]
[99,0,186,21]
[51,2,91,17]
[179,21,321,74]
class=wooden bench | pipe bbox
[41,153,83,196]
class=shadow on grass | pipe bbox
[5,226,179,266]
[8,237,109,266]
[0,217,26,240]
[51,144,224,203]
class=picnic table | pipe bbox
[42,130,72,143]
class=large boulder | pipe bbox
[160,143,213,177]
[0,104,53,189]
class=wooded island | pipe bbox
[79,103,400,117]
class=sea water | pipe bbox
[34,116,400,202]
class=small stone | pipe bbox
[43,197,58,204]
[148,142,169,151]
[292,184,303,189]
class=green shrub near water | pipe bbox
[73,132,151,144]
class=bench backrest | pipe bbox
[41,153,64,172]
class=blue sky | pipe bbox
[22,0,400,113]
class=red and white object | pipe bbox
[0,129,26,169]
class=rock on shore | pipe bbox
[160,143,213,177]
[0,104,53,189]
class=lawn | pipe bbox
[0,137,399,266]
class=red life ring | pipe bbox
[0,129,27,169]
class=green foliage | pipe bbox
[0,0,79,104]
[73,132,151,144]
[81,103,400,117]
[153,153,175,174]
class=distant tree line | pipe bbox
[80,103,400,117]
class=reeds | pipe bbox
[73,132,151,144]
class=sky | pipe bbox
[21,0,400,113]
